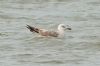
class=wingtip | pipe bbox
[26,25,31,29]
[26,25,29,29]
[26,24,29,27]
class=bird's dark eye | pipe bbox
[62,26,65,28]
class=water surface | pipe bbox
[0,0,100,66]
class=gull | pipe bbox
[26,24,71,37]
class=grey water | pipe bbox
[0,0,100,66]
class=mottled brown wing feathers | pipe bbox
[27,25,59,37]
[48,31,58,37]
[39,30,58,37]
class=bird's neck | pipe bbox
[58,29,65,37]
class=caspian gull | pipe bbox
[26,24,71,37]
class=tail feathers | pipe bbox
[26,25,39,33]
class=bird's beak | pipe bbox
[66,28,72,30]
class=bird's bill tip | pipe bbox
[66,28,72,30]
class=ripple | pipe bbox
[35,60,64,64]
[0,33,8,36]
[0,45,14,51]
[87,1,100,5]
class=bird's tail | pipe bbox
[26,25,39,33]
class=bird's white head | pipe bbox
[58,24,71,31]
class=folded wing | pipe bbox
[27,25,58,37]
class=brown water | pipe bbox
[0,0,100,66]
